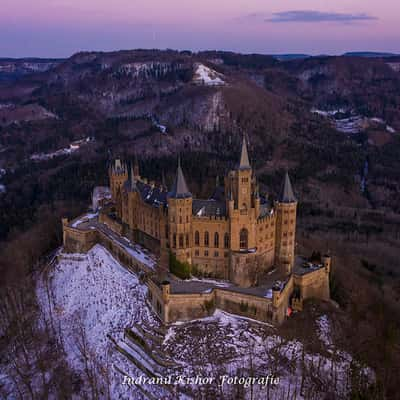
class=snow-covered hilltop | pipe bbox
[32,244,374,399]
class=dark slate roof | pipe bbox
[123,180,168,207]
[193,199,226,217]
[210,185,225,202]
[168,159,191,199]
[137,181,168,207]
[279,172,297,203]
[238,136,251,170]
[259,202,272,218]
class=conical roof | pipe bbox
[168,157,191,198]
[279,171,296,203]
[129,162,137,192]
[239,135,251,170]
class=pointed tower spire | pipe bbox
[279,171,296,203]
[168,156,191,198]
[130,162,137,191]
[161,170,167,190]
[239,135,251,170]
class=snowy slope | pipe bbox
[37,245,374,399]
[37,245,167,399]
[193,63,225,86]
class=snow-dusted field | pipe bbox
[36,245,374,399]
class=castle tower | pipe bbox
[167,158,193,266]
[237,135,252,212]
[132,155,140,181]
[109,159,128,219]
[274,171,297,274]
[226,136,259,251]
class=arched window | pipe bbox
[179,234,184,248]
[224,233,229,249]
[239,228,248,250]
[204,231,209,247]
[195,231,200,246]
[214,232,219,248]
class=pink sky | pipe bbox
[1,0,399,57]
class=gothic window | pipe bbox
[179,234,184,248]
[205,250,209,257]
[195,231,200,245]
[214,251,219,257]
[173,233,176,248]
[224,233,229,249]
[214,232,219,248]
[204,231,209,246]
[240,228,248,250]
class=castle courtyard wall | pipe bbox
[294,268,330,301]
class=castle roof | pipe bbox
[279,171,297,203]
[168,157,192,199]
[123,179,168,207]
[110,158,127,174]
[193,199,226,217]
[238,135,251,170]
[129,163,137,192]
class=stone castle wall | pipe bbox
[294,267,330,302]
[62,220,154,276]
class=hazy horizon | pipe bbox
[1,48,399,60]
[1,0,399,58]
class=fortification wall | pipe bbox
[98,212,123,235]
[63,223,99,253]
[294,268,330,301]
[146,281,286,325]
[62,219,154,276]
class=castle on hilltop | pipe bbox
[62,136,331,325]
[109,137,297,287]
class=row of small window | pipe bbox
[194,231,230,248]
[283,219,295,224]
[172,234,190,248]
[282,232,294,237]
[194,250,228,258]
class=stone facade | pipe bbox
[109,137,297,288]
[61,136,331,326]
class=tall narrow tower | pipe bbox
[167,158,193,265]
[237,135,252,212]
[109,159,128,219]
[275,171,297,274]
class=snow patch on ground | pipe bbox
[70,212,98,227]
[185,277,232,288]
[193,63,225,86]
[37,244,165,399]
[30,137,93,161]
[316,314,333,349]
[311,108,396,134]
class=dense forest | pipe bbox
[0,50,399,398]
